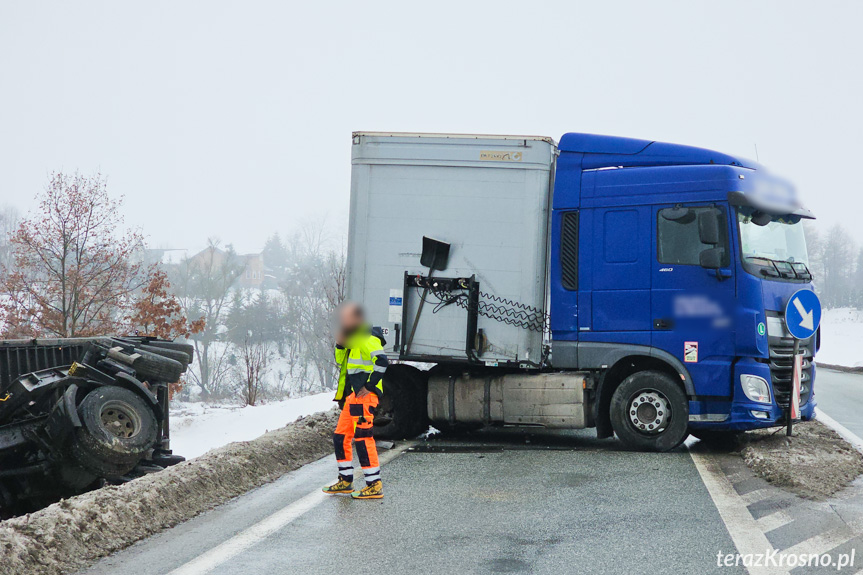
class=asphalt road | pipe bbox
[82,431,744,575]
[815,368,863,440]
[79,368,863,575]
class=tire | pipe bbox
[137,341,195,364]
[373,365,429,440]
[610,370,689,452]
[135,344,192,369]
[129,348,185,382]
[70,387,158,477]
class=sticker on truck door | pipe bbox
[684,341,698,363]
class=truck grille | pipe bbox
[766,315,813,408]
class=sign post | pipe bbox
[783,289,822,437]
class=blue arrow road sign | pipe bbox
[784,289,821,340]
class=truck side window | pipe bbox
[657,206,728,266]
[561,211,578,290]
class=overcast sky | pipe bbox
[1,1,861,253]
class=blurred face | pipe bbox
[338,303,364,337]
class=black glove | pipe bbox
[337,399,345,410]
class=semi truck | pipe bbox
[0,336,192,514]
[348,131,818,451]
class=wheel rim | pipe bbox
[99,400,142,439]
[627,389,671,435]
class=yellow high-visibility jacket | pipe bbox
[333,325,388,401]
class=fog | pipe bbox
[1,1,861,252]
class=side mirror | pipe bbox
[700,247,724,269]
[698,209,720,244]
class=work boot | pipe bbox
[322,476,353,494]
[351,480,383,500]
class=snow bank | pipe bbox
[0,409,339,575]
[818,308,863,368]
[170,392,334,459]
[739,420,863,500]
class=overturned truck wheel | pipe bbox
[373,365,428,440]
[70,386,158,477]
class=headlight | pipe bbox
[741,375,771,404]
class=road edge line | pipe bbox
[815,408,863,454]
[689,450,790,575]
[167,441,414,575]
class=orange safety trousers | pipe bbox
[333,392,380,484]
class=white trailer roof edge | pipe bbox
[353,131,557,145]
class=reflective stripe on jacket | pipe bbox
[334,326,388,401]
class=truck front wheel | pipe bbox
[610,370,688,452]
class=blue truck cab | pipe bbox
[347,131,817,451]
[549,133,816,447]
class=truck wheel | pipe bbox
[610,370,689,452]
[373,366,428,440]
[70,387,158,477]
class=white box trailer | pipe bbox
[346,132,556,367]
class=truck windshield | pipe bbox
[737,209,811,280]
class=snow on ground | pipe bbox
[169,392,334,459]
[818,308,863,368]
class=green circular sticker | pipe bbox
[757,322,766,336]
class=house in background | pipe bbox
[156,245,266,290]
[237,253,264,288]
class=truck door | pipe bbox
[588,206,653,344]
[651,204,736,399]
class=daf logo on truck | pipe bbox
[349,131,817,452]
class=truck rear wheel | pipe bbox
[610,370,688,452]
[70,387,158,477]
[373,365,428,440]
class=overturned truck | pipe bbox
[0,336,193,515]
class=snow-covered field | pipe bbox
[169,392,334,459]
[818,308,863,368]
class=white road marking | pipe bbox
[816,408,863,454]
[167,489,328,575]
[756,510,794,533]
[168,442,411,575]
[779,524,860,558]
[690,450,790,575]
[740,488,773,505]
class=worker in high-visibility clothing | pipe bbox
[323,302,388,499]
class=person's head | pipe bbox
[337,301,366,338]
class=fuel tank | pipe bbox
[428,372,592,429]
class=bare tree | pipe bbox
[0,205,19,282]
[233,332,270,406]
[171,239,245,399]
[1,173,148,338]
[281,223,347,393]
